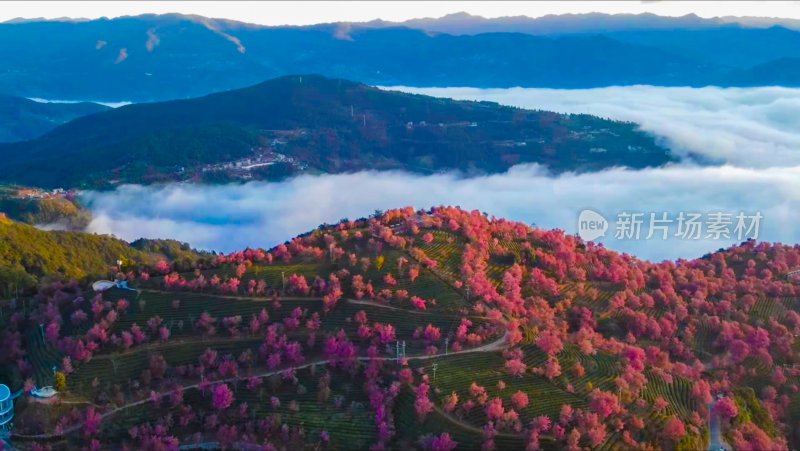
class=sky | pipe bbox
[4,1,800,25]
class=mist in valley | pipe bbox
[83,86,800,261]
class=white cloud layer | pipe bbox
[387,85,800,168]
[83,164,800,262]
[82,86,800,262]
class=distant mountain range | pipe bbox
[3,13,800,102]
[380,11,800,36]
[0,75,674,188]
[0,95,108,142]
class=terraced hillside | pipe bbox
[3,206,800,450]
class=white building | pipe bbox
[0,384,12,429]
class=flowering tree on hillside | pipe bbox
[212,384,234,411]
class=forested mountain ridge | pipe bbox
[0,75,674,188]
[0,185,91,229]
[0,217,207,297]
[4,14,800,102]
[385,11,800,36]
[0,95,108,142]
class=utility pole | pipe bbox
[396,340,406,363]
[444,337,449,356]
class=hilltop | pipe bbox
[0,75,673,188]
[0,185,90,229]
[2,206,798,449]
[0,218,207,297]
[384,11,800,36]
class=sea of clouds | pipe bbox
[390,85,800,168]
[83,86,800,262]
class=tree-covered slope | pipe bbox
[0,14,716,101]
[0,95,108,143]
[0,218,143,295]
[0,185,90,229]
[0,217,205,296]
[0,75,674,188]
[4,206,799,449]
[4,14,800,103]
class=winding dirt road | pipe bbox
[13,330,510,441]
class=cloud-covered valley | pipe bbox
[82,86,800,262]
[84,164,800,262]
[390,85,800,168]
